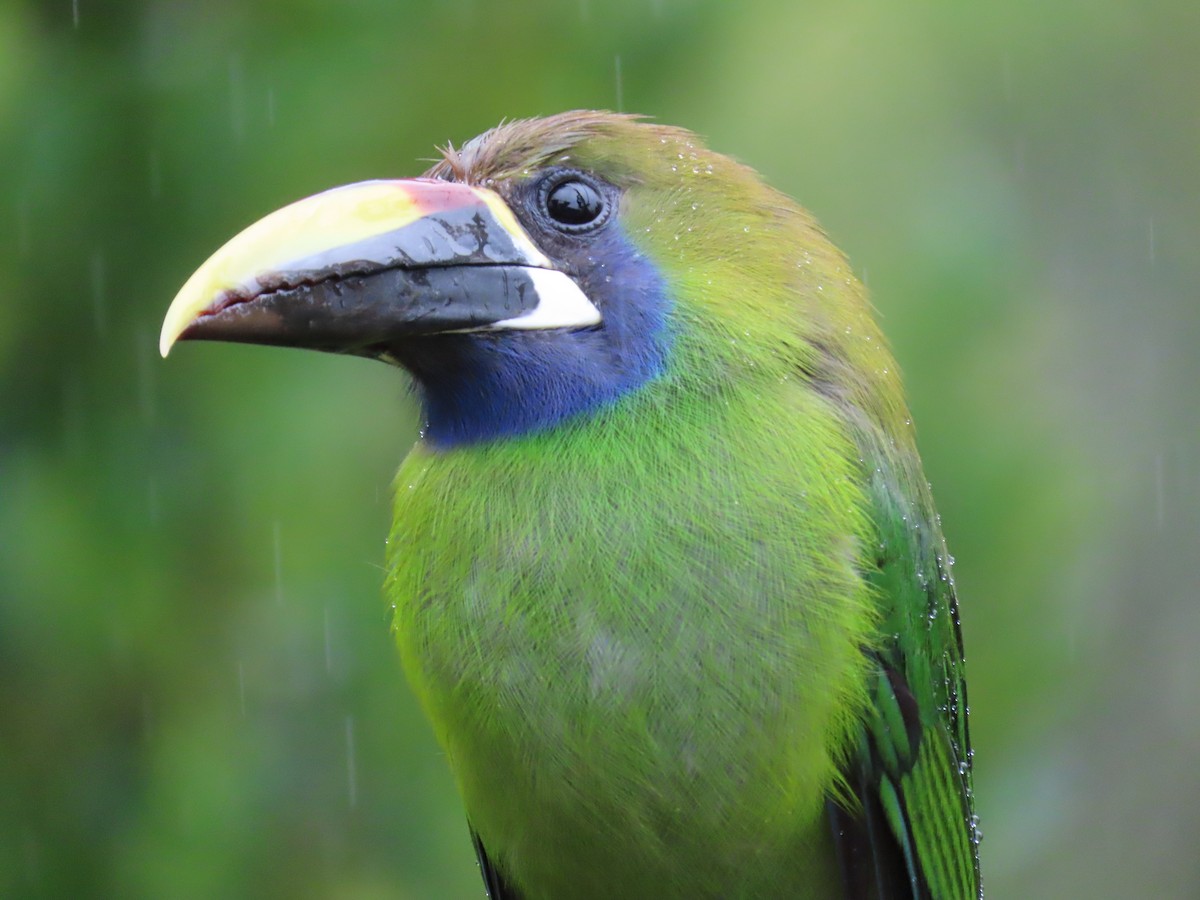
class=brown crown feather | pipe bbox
[424,110,652,184]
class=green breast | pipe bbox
[386,384,876,898]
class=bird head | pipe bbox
[161,111,893,447]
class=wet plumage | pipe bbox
[162,111,980,899]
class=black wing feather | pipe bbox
[471,828,524,900]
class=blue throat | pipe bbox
[398,229,671,448]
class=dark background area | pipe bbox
[2,1,1197,897]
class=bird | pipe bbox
[160,110,981,899]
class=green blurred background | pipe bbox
[1,1,1196,897]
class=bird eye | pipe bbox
[543,178,606,230]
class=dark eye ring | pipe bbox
[540,174,609,232]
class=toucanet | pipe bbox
[162,111,981,899]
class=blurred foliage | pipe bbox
[1,1,1197,897]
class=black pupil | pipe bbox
[546,180,602,226]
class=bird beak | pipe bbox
[159,179,600,358]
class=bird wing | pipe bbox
[472,828,524,900]
[828,462,981,900]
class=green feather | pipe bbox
[169,109,981,898]
[388,112,981,898]
[174,109,984,897]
